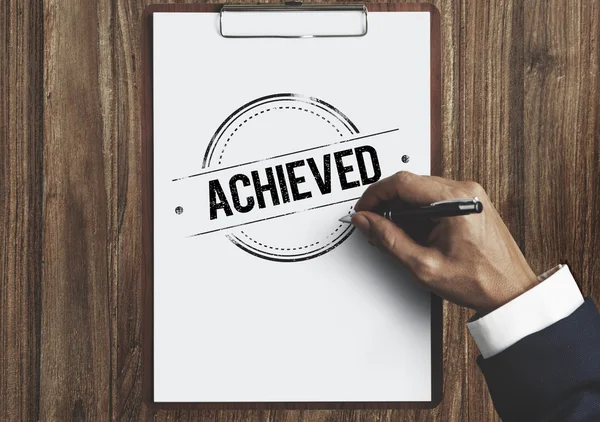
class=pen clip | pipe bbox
[429,197,479,206]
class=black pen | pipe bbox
[338,197,483,223]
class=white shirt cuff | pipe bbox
[467,264,584,359]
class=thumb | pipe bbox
[352,211,430,272]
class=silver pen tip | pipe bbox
[338,210,356,223]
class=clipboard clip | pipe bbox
[219,2,368,38]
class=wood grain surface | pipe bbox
[1,0,599,420]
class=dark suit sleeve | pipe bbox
[478,298,600,422]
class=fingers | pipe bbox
[352,211,444,285]
[354,171,456,212]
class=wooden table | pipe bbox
[2,0,599,420]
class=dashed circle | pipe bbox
[204,94,360,262]
[217,106,343,166]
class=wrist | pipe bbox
[467,264,583,358]
[478,271,539,316]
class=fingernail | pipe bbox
[352,213,371,235]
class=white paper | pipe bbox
[153,11,433,402]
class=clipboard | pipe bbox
[142,2,442,410]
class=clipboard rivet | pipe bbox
[402,155,410,163]
[175,206,184,215]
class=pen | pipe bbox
[338,197,483,223]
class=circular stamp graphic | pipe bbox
[203,93,359,262]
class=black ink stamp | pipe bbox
[201,94,361,262]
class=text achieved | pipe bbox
[208,146,380,220]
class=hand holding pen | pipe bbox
[344,171,538,316]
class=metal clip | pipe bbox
[219,3,368,38]
[429,197,479,206]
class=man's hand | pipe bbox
[353,171,539,315]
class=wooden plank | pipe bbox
[459,0,526,420]
[427,0,467,421]
[523,1,600,298]
[114,0,153,419]
[0,1,44,420]
[398,0,466,421]
[40,0,115,419]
